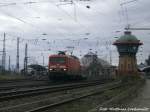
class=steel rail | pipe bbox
[0,83,49,91]
[0,80,108,101]
[0,79,47,83]
[0,81,51,91]
[0,81,122,112]
[89,81,144,112]
[25,82,123,112]
[0,79,102,90]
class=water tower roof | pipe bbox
[118,31,138,42]
[113,31,142,45]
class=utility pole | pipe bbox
[16,37,19,72]
[2,33,6,71]
[43,55,44,66]
[106,40,112,65]
[41,53,44,66]
[24,43,28,75]
[109,48,112,65]
[8,56,11,71]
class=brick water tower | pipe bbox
[113,31,143,76]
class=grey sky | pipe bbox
[0,0,149,69]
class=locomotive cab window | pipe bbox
[50,57,66,63]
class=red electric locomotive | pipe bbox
[48,52,83,80]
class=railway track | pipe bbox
[0,80,108,101]
[27,82,122,112]
[0,79,50,91]
[0,80,78,92]
[89,80,145,112]
[0,81,122,112]
[0,79,101,91]
[0,79,48,84]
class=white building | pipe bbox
[81,52,110,67]
[81,52,116,79]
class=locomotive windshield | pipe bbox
[50,57,66,63]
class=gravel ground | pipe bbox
[0,84,105,109]
[40,85,129,112]
[122,79,150,111]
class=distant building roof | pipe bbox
[28,64,46,71]
[98,58,111,67]
[81,52,111,67]
[84,52,97,57]
[141,66,150,72]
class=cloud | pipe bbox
[0,0,149,69]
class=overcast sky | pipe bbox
[0,0,150,69]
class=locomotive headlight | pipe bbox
[63,68,67,71]
[50,68,53,71]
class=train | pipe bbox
[48,51,116,81]
[48,51,84,80]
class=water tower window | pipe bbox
[121,64,123,69]
[128,64,130,69]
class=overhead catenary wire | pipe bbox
[54,2,91,32]
[119,0,139,28]
[0,1,72,39]
[120,0,138,6]
[0,0,93,39]
[0,1,102,53]
[0,0,150,66]
[120,0,129,26]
